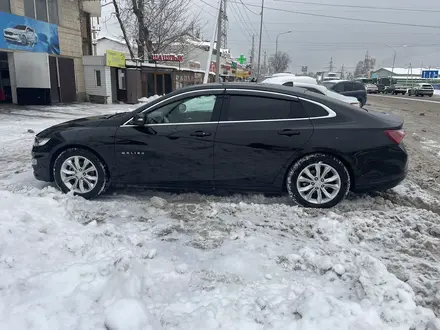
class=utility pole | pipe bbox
[329,57,333,72]
[250,34,255,68]
[391,51,396,74]
[215,0,223,83]
[256,0,265,82]
[340,64,344,79]
[364,50,369,76]
[263,50,267,75]
[221,0,228,49]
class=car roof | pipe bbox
[261,76,318,85]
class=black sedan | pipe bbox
[32,83,408,208]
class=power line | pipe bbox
[238,0,259,35]
[239,0,259,15]
[229,1,440,29]
[229,0,254,40]
[273,0,440,13]
[198,0,218,10]
[228,2,252,42]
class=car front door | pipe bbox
[114,90,223,189]
[213,90,314,190]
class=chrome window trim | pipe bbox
[298,97,337,119]
[121,88,336,127]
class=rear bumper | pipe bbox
[418,90,434,95]
[351,143,408,192]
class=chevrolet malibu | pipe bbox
[32,83,408,208]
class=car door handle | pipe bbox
[277,129,300,136]
[190,130,211,137]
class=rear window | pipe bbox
[227,95,307,121]
[354,83,365,91]
[422,84,433,88]
[300,100,329,118]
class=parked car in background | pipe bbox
[320,80,368,107]
[3,25,37,46]
[408,83,434,97]
[365,84,378,94]
[32,83,408,208]
[384,84,406,95]
[262,76,361,107]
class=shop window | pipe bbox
[95,70,102,87]
[24,0,59,24]
[0,0,11,12]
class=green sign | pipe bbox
[237,54,246,65]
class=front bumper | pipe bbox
[32,150,53,182]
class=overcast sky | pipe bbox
[99,0,440,73]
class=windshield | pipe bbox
[14,25,27,30]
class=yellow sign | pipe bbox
[106,50,126,68]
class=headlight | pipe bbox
[350,102,361,107]
[34,137,50,147]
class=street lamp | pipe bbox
[275,30,292,55]
[385,44,407,74]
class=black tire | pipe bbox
[408,91,412,96]
[20,34,27,45]
[429,94,433,97]
[53,148,109,199]
[286,153,351,208]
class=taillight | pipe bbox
[385,129,406,144]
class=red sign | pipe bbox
[210,61,216,73]
[151,54,183,62]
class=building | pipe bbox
[371,67,424,79]
[0,0,100,105]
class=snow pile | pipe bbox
[138,95,161,103]
[0,188,438,329]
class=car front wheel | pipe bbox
[286,154,350,208]
[53,148,108,199]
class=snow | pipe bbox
[138,95,161,103]
[0,103,440,329]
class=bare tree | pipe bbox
[269,51,291,74]
[112,0,134,59]
[354,57,376,77]
[113,0,202,60]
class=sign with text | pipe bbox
[106,50,126,68]
[421,70,439,79]
[151,54,183,62]
[0,11,60,54]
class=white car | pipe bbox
[262,77,361,107]
[263,75,318,85]
[3,25,37,46]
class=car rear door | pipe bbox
[114,89,224,189]
[213,89,314,190]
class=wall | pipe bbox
[82,55,112,103]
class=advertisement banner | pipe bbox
[106,50,126,68]
[0,11,60,55]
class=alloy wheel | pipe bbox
[60,156,98,194]
[296,162,341,205]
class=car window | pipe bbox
[301,100,329,118]
[354,83,365,91]
[342,82,353,91]
[332,82,344,92]
[14,25,27,30]
[146,95,217,124]
[282,81,294,87]
[304,87,325,95]
[227,95,306,121]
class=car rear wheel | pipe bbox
[53,148,108,199]
[286,154,350,208]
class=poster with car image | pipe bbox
[1,11,60,55]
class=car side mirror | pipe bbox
[133,113,145,126]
